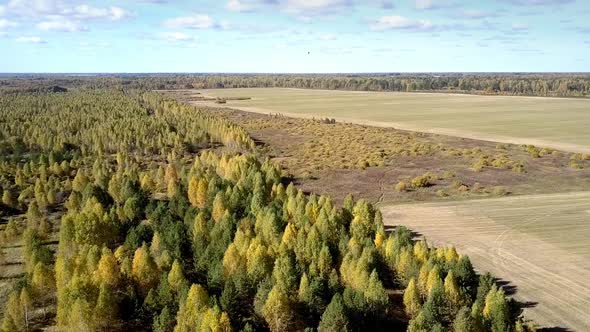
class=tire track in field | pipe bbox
[380,192,590,331]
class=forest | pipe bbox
[0,85,536,331]
[2,72,590,97]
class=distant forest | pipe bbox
[2,73,590,97]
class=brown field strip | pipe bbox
[381,192,590,331]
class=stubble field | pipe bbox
[197,88,590,154]
[381,192,590,331]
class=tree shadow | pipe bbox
[383,224,422,238]
[495,278,519,296]
[538,328,572,332]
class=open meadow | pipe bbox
[196,88,590,154]
[381,192,590,331]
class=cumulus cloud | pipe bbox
[415,0,455,10]
[318,33,337,40]
[37,19,86,32]
[65,5,130,21]
[226,0,279,12]
[159,32,197,41]
[16,36,46,43]
[511,23,529,31]
[163,15,216,29]
[5,1,130,22]
[225,0,388,16]
[371,16,434,32]
[0,18,18,29]
[454,9,498,19]
[284,0,352,15]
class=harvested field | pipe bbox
[381,192,590,331]
[166,91,590,204]
[192,88,590,154]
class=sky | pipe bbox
[0,0,589,73]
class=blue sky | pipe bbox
[0,0,588,72]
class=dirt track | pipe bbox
[381,192,590,331]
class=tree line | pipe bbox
[3,73,590,97]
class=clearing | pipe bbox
[166,90,590,204]
[195,88,590,154]
[381,192,590,331]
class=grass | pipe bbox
[381,192,590,331]
[196,88,590,154]
[164,91,590,204]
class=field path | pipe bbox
[380,192,590,331]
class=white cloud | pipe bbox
[37,19,85,32]
[0,19,17,29]
[163,15,215,29]
[319,33,337,40]
[225,0,353,15]
[455,9,498,19]
[67,5,129,21]
[0,5,5,16]
[284,0,352,15]
[371,16,434,32]
[159,32,196,41]
[415,0,454,10]
[5,1,129,21]
[16,36,46,43]
[512,23,529,31]
[226,0,260,12]
[7,0,61,16]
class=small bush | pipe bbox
[492,186,508,196]
[570,160,583,169]
[511,162,525,173]
[525,145,540,158]
[442,170,456,179]
[472,158,487,172]
[395,181,407,192]
[472,182,483,192]
[496,144,508,150]
[411,175,431,188]
[450,180,463,190]
[436,189,447,197]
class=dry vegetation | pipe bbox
[192,88,590,154]
[166,90,590,205]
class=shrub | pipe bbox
[511,162,525,173]
[472,182,483,192]
[436,189,447,197]
[442,171,456,179]
[525,145,540,158]
[411,175,431,188]
[492,186,508,196]
[570,160,583,169]
[472,158,487,172]
[395,181,407,192]
[450,180,463,190]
